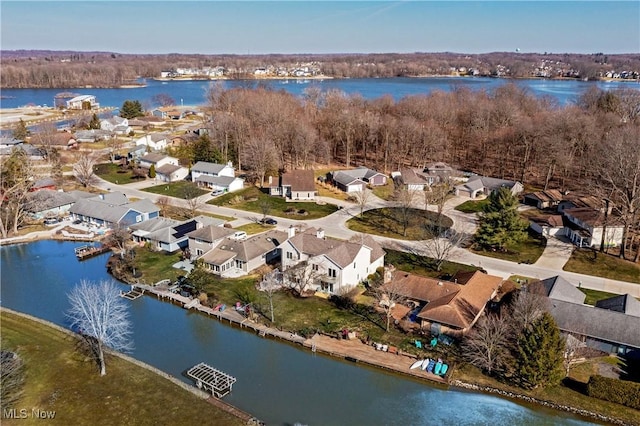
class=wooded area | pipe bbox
[2,50,639,88]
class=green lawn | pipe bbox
[471,232,547,264]
[142,181,209,199]
[564,248,640,284]
[94,162,145,185]
[454,198,489,214]
[371,181,395,201]
[208,187,339,220]
[0,311,244,426]
[346,208,453,240]
[384,249,480,277]
[132,248,185,285]
[234,222,275,235]
[579,288,622,306]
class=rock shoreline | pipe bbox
[450,380,635,426]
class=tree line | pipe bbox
[2,50,639,88]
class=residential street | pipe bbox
[91,176,640,298]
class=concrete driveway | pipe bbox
[534,235,575,270]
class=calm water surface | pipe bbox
[0,240,595,425]
[1,77,638,110]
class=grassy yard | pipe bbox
[579,288,622,306]
[564,248,640,284]
[0,311,244,426]
[346,208,454,240]
[142,181,209,199]
[371,181,395,201]
[384,249,480,277]
[208,187,339,220]
[234,222,275,235]
[132,248,185,285]
[94,162,145,185]
[454,198,489,213]
[471,232,547,264]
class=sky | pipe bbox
[1,1,639,55]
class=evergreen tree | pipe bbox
[120,100,144,119]
[12,119,29,140]
[148,164,156,178]
[475,187,528,251]
[89,113,101,129]
[192,134,223,164]
[516,312,565,389]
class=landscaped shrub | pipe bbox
[586,375,640,409]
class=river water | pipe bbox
[1,77,638,110]
[0,240,594,425]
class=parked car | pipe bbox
[260,217,278,225]
[72,219,82,225]
[211,189,225,196]
[232,231,247,241]
[43,217,59,226]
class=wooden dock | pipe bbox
[75,244,110,261]
[120,286,144,300]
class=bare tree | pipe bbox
[563,333,586,376]
[510,286,550,332]
[353,188,373,218]
[284,261,322,296]
[0,148,35,237]
[257,269,283,323]
[73,151,97,187]
[258,199,272,222]
[372,272,407,332]
[181,185,204,218]
[421,224,471,272]
[67,279,133,376]
[462,313,511,375]
[243,137,278,187]
[393,187,418,237]
[156,196,171,217]
[0,350,24,408]
[104,225,131,256]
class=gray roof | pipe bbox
[285,227,374,268]
[331,171,366,187]
[140,153,166,164]
[192,161,229,174]
[186,225,235,243]
[0,137,24,146]
[332,167,384,182]
[69,192,158,224]
[216,230,288,263]
[130,217,180,233]
[532,276,586,304]
[457,175,521,193]
[192,215,226,227]
[595,294,640,317]
[25,190,76,213]
[549,299,640,350]
[195,175,240,187]
[156,164,184,175]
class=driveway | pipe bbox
[534,235,575,270]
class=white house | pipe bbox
[138,154,188,182]
[278,227,385,294]
[191,161,243,193]
[66,95,99,110]
[563,208,624,248]
[135,133,169,151]
[100,116,132,135]
[191,161,235,179]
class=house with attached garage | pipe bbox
[394,162,459,191]
[197,229,288,277]
[100,116,132,135]
[65,94,99,110]
[278,227,385,294]
[383,270,502,336]
[562,207,624,248]
[130,215,225,253]
[68,192,159,229]
[185,225,236,259]
[139,153,189,182]
[268,170,317,201]
[454,175,523,199]
[326,167,387,192]
[191,161,244,193]
[24,189,93,220]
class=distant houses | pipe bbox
[326,167,387,193]
[135,133,169,151]
[454,175,523,199]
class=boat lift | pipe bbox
[186,362,236,398]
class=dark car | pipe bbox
[72,219,82,225]
[261,217,278,225]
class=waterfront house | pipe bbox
[198,229,288,277]
[130,215,225,253]
[327,167,387,193]
[454,175,523,199]
[278,227,385,294]
[100,116,132,135]
[65,94,99,110]
[385,270,502,336]
[24,189,81,219]
[186,225,236,258]
[268,170,317,201]
[68,192,159,229]
[0,137,24,149]
[74,129,113,143]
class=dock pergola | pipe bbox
[186,362,236,398]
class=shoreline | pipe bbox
[3,235,638,425]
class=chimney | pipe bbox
[196,221,203,229]
[227,161,233,168]
[268,176,273,185]
[316,228,325,239]
[288,225,296,238]
[437,281,443,286]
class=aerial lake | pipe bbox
[1,77,638,110]
[0,240,596,425]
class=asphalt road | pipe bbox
[94,177,640,298]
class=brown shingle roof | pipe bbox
[281,169,316,192]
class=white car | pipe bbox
[211,190,224,196]
[231,231,247,241]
